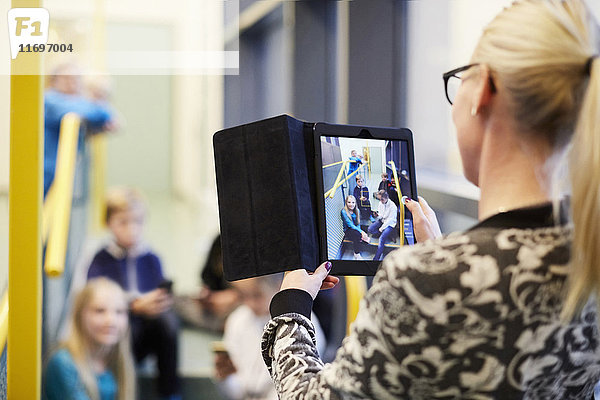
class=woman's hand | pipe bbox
[405,196,442,242]
[280,262,340,300]
[361,231,369,242]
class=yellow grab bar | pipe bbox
[344,276,367,335]
[388,161,404,247]
[44,113,81,277]
[42,183,56,244]
[0,292,8,351]
[325,162,366,199]
[322,160,346,169]
[324,160,349,198]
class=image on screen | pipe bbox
[321,136,415,261]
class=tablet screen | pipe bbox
[320,136,415,261]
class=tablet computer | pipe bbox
[314,123,418,275]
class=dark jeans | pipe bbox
[131,310,180,396]
[343,229,363,254]
[368,220,395,261]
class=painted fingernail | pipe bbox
[325,261,332,272]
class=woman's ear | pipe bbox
[471,64,494,115]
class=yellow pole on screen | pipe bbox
[388,161,404,247]
[324,160,349,198]
[8,1,44,395]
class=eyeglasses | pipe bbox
[442,64,478,105]
[443,63,497,105]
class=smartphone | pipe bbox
[314,123,418,275]
[158,279,173,293]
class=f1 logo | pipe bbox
[7,8,49,60]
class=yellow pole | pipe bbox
[344,276,367,334]
[324,160,349,198]
[0,293,9,353]
[388,161,404,247]
[327,162,365,199]
[89,135,107,231]
[9,2,44,396]
[90,0,107,232]
[45,114,81,277]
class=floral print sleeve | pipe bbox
[262,225,600,399]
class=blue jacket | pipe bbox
[44,89,113,196]
[353,186,371,210]
[44,349,117,400]
[347,156,362,176]
[340,209,361,233]
[87,243,164,294]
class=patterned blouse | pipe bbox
[262,203,600,399]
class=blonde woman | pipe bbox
[340,195,369,260]
[262,0,600,398]
[44,278,134,400]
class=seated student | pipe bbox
[387,177,400,207]
[352,175,372,224]
[368,191,398,261]
[340,195,369,260]
[214,274,325,400]
[375,172,392,199]
[87,187,181,400]
[44,278,135,400]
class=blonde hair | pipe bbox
[473,0,600,318]
[63,278,135,400]
[105,186,146,224]
[344,194,360,221]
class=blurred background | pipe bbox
[2,0,600,398]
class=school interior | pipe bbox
[2,0,600,398]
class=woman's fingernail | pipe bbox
[325,261,332,272]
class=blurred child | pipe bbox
[174,234,241,333]
[44,278,135,400]
[214,274,325,400]
[87,187,181,400]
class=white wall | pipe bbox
[405,0,510,185]
[405,0,600,197]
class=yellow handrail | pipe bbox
[324,160,349,198]
[388,161,404,247]
[0,292,8,351]
[325,162,366,199]
[322,160,346,169]
[44,113,81,277]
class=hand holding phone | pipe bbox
[157,279,173,294]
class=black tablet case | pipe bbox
[214,115,319,281]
